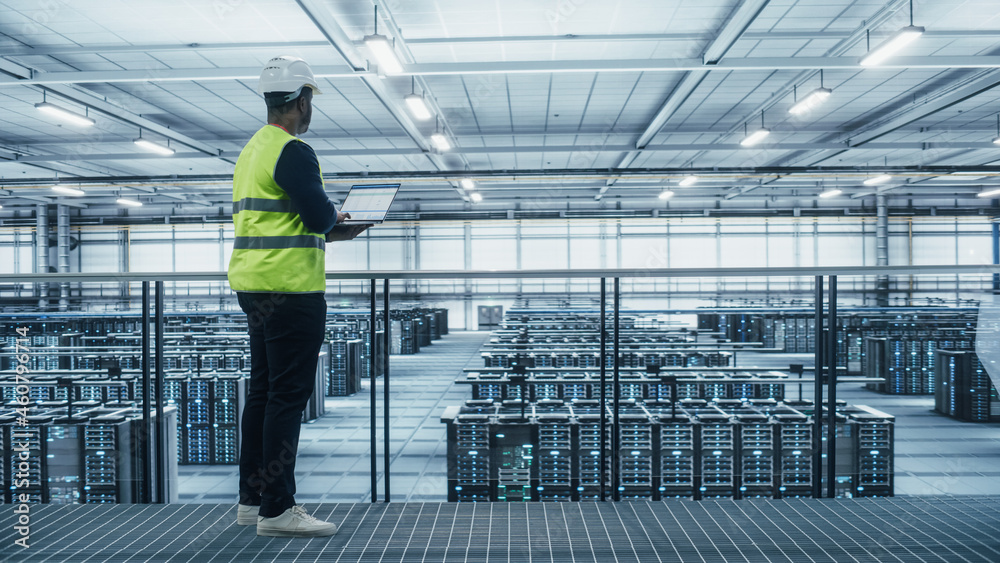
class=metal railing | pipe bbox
[2,264,999,504]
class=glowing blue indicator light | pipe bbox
[469,451,478,456]
[792,450,802,456]
[550,451,560,456]
[870,450,880,456]
[752,450,762,456]
[672,450,682,456]
[713,450,722,456]
[590,450,600,456]
[496,434,505,438]
[631,450,641,456]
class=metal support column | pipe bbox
[876,195,889,306]
[599,278,607,501]
[612,278,621,501]
[154,281,166,503]
[141,281,152,504]
[369,279,377,503]
[383,279,391,502]
[826,275,838,499]
[812,276,824,498]
[35,204,48,309]
[992,221,999,293]
[56,205,70,310]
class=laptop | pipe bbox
[336,183,400,225]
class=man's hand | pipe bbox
[326,224,369,242]
[337,211,351,223]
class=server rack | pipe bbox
[442,399,894,502]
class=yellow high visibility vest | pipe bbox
[227,124,326,293]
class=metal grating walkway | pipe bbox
[1,497,998,562]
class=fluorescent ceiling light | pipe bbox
[819,189,843,199]
[993,136,1000,146]
[404,94,432,120]
[658,189,675,200]
[740,128,770,147]
[678,176,698,187]
[51,185,85,196]
[863,174,892,186]
[460,178,476,190]
[859,26,925,67]
[364,34,403,74]
[470,192,483,203]
[35,102,95,127]
[430,133,451,152]
[117,198,143,207]
[789,87,833,116]
[133,138,175,156]
[977,188,1000,198]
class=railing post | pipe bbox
[599,278,607,501]
[154,281,166,503]
[383,279,391,503]
[813,276,824,498]
[612,277,620,502]
[826,275,838,499]
[140,280,152,504]
[369,278,377,503]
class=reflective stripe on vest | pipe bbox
[233,235,325,250]
[227,125,326,293]
[233,197,295,214]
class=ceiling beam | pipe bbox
[0,58,227,161]
[294,0,470,202]
[598,0,770,201]
[2,29,993,58]
[7,56,1000,88]
[12,141,1000,163]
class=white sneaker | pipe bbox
[236,504,259,526]
[256,505,338,537]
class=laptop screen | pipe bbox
[338,183,400,222]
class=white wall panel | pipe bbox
[420,238,465,270]
[80,244,118,273]
[472,238,516,270]
[522,239,568,269]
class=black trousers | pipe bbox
[237,292,325,518]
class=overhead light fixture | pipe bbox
[658,189,675,200]
[789,87,833,116]
[404,93,432,120]
[819,189,843,199]
[134,136,175,156]
[977,188,1000,198]
[992,114,1000,145]
[430,133,451,152]
[678,176,698,187]
[741,112,770,147]
[51,185,85,196]
[470,192,483,203]
[117,198,142,207]
[863,174,892,186]
[35,101,95,127]
[741,128,770,147]
[460,178,476,190]
[860,25,924,67]
[364,34,403,74]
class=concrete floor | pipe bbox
[177,332,1000,503]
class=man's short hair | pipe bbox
[265,87,312,114]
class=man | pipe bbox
[228,55,367,537]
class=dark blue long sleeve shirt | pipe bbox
[273,140,338,234]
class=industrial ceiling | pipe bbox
[2,0,1000,219]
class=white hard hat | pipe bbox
[258,56,322,106]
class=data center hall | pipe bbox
[1,1,1000,561]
